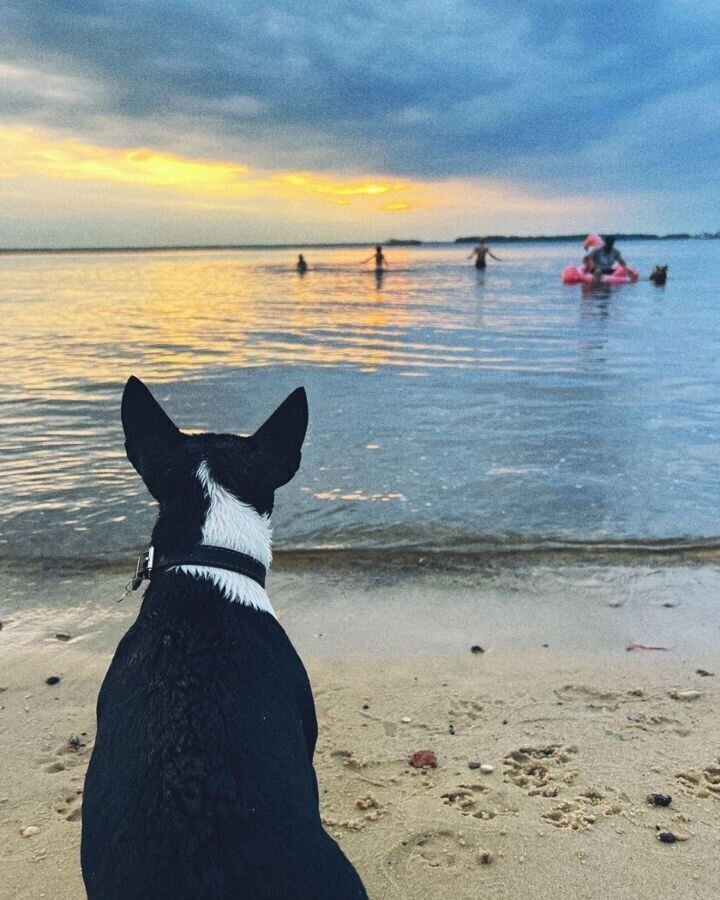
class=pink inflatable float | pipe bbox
[562,265,640,285]
[563,234,639,284]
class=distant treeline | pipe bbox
[455,233,717,244]
[2,233,719,255]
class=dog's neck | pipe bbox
[171,460,275,615]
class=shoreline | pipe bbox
[2,559,720,898]
[4,538,720,578]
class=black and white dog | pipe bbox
[81,376,368,900]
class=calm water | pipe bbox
[2,241,719,563]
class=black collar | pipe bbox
[123,544,267,598]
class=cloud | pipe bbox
[0,1,718,233]
[0,126,638,246]
[0,126,417,208]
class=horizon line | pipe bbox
[0,231,717,256]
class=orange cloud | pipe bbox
[0,126,621,234]
[0,127,416,211]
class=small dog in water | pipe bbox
[650,265,668,286]
[81,377,368,900]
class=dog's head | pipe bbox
[650,265,668,285]
[121,376,308,518]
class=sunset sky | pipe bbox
[1,1,718,247]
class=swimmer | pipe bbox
[589,236,631,277]
[468,239,501,269]
[296,254,308,274]
[363,245,388,271]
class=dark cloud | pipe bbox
[1,0,718,194]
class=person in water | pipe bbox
[581,254,594,273]
[468,240,501,269]
[588,236,632,276]
[364,245,388,271]
[296,254,308,273]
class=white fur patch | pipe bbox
[174,459,275,615]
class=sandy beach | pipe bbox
[2,556,720,899]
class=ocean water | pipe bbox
[1,240,719,564]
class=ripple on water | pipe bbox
[1,241,719,560]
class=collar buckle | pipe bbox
[118,546,154,602]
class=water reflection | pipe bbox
[2,241,720,558]
[5,245,607,394]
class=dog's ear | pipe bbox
[252,387,308,488]
[121,376,183,481]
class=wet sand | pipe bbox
[1,559,720,899]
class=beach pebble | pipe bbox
[657,831,679,844]
[409,750,438,769]
[470,645,484,655]
[54,633,71,642]
[669,690,703,701]
[468,761,481,770]
[21,826,40,838]
[477,850,493,865]
[67,735,85,751]
[480,764,495,775]
[45,676,61,686]
[648,793,672,807]
[401,716,412,724]
[0,685,7,693]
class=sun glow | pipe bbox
[0,127,416,211]
[0,126,628,246]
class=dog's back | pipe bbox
[81,378,367,899]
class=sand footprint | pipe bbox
[441,782,491,816]
[448,697,485,724]
[542,787,624,831]
[503,745,578,798]
[386,828,481,872]
[676,759,720,798]
[40,734,91,775]
[554,684,623,711]
[55,788,83,822]
[625,711,685,734]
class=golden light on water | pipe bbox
[1,246,473,394]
